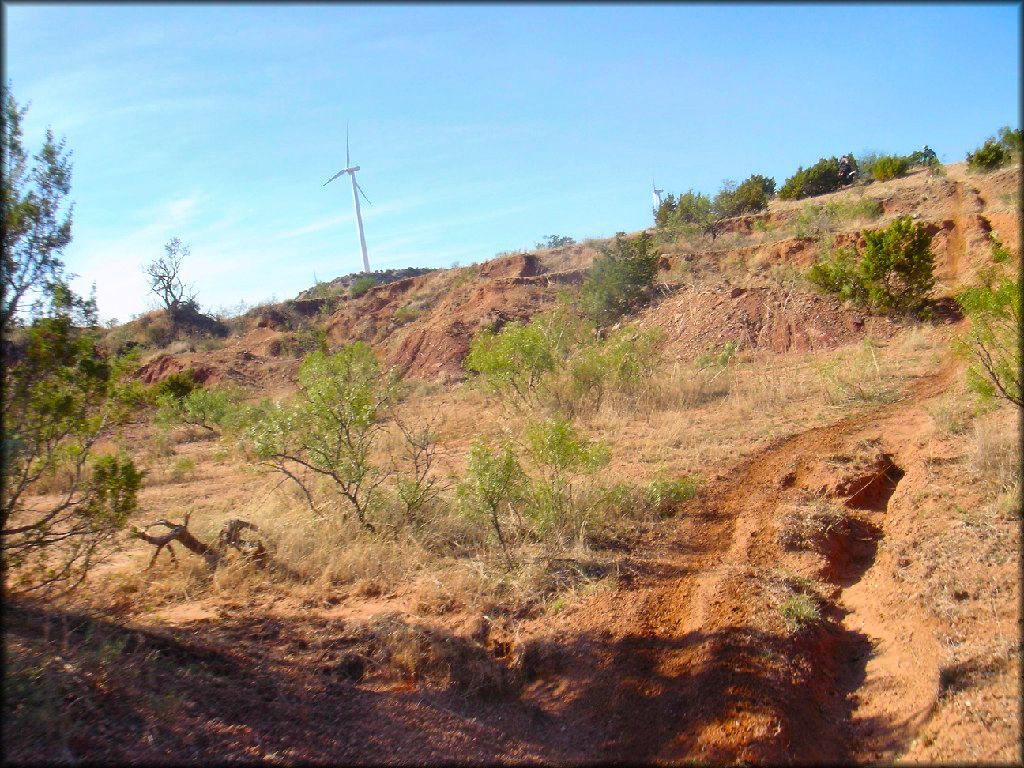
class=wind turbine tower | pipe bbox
[652,179,665,209]
[323,127,372,274]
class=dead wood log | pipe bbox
[131,514,268,571]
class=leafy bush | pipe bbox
[350,275,378,298]
[239,343,399,531]
[580,232,660,327]
[809,216,934,314]
[858,216,935,313]
[808,245,865,304]
[778,156,852,200]
[654,190,715,230]
[466,304,663,417]
[2,86,144,595]
[152,369,198,400]
[536,235,576,249]
[456,440,528,567]
[966,138,1011,172]
[644,476,700,516]
[555,326,663,414]
[712,174,775,218]
[464,313,579,404]
[523,417,610,537]
[954,273,1021,407]
[997,125,1023,153]
[870,154,910,181]
[989,234,1012,264]
[156,385,243,434]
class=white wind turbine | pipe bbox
[652,179,664,209]
[323,126,372,274]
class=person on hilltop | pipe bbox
[838,154,856,185]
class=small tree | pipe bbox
[808,216,934,316]
[778,156,853,200]
[858,216,935,314]
[145,237,197,323]
[870,155,910,182]
[523,417,609,537]
[240,343,398,531]
[457,439,528,569]
[536,235,576,250]
[712,174,775,218]
[966,137,1011,172]
[997,126,1023,154]
[955,273,1021,408]
[580,232,660,327]
[2,85,143,594]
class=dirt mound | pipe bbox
[637,280,895,358]
[323,262,562,380]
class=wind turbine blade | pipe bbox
[356,181,371,206]
[346,123,350,168]
[322,169,346,187]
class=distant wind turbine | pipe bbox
[323,125,372,274]
[652,179,664,209]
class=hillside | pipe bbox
[6,161,1020,764]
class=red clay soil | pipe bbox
[636,280,897,357]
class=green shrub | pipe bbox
[966,138,1011,172]
[997,125,1023,154]
[808,244,866,304]
[239,342,399,531]
[655,191,715,229]
[457,440,529,568]
[524,417,610,536]
[858,216,935,313]
[779,593,821,630]
[156,385,242,434]
[778,156,852,200]
[557,326,662,413]
[810,217,934,314]
[990,234,1012,263]
[393,305,421,325]
[712,174,776,218]
[580,232,660,327]
[464,320,563,403]
[153,369,198,400]
[870,154,910,181]
[954,273,1021,407]
[644,476,700,516]
[350,275,378,298]
[536,234,576,249]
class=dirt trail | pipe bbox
[521,364,956,764]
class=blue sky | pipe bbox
[4,3,1019,322]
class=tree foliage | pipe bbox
[809,216,935,315]
[238,343,399,531]
[144,237,197,321]
[778,156,854,200]
[955,273,1021,408]
[2,84,143,594]
[712,174,775,218]
[535,234,576,250]
[966,138,1011,172]
[456,439,528,568]
[580,232,660,327]
[654,190,715,231]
